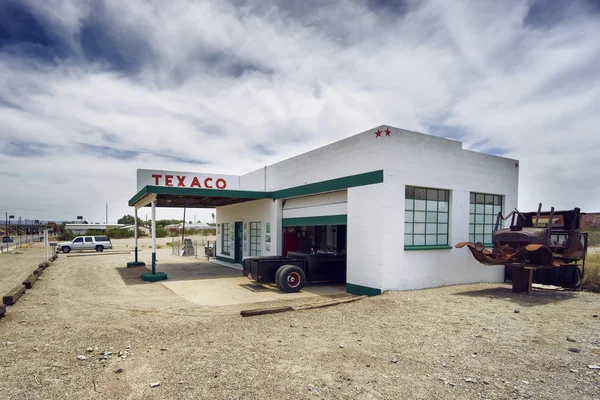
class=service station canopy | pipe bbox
[129,168,386,209]
[129,185,271,208]
[129,168,264,208]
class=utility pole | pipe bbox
[5,212,7,252]
[106,203,108,225]
[18,216,21,248]
[181,207,186,245]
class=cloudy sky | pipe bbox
[1,0,599,224]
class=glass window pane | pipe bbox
[470,224,475,234]
[495,195,502,205]
[426,235,437,245]
[484,225,493,234]
[404,235,413,246]
[475,204,484,214]
[405,186,415,199]
[475,234,484,243]
[427,189,438,201]
[414,235,425,245]
[469,214,474,224]
[470,193,475,203]
[404,223,413,234]
[485,194,494,204]
[469,204,475,213]
[415,200,426,211]
[438,223,448,234]
[494,205,502,216]
[405,198,414,211]
[426,200,438,212]
[415,188,426,200]
[405,211,414,222]
[476,193,485,203]
[426,212,437,223]
[484,234,492,244]
[414,223,425,234]
[485,215,493,224]
[475,214,484,224]
[475,225,484,234]
[426,223,437,234]
[469,234,475,242]
[485,205,493,214]
[439,191,448,201]
[439,213,448,223]
[438,234,448,245]
[414,211,425,223]
[438,202,449,212]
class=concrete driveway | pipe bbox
[148,256,347,307]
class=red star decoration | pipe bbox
[515,162,519,168]
[384,128,391,136]
[374,129,382,137]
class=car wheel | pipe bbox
[95,245,104,252]
[62,246,71,253]
[277,265,306,293]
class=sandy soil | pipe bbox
[1,243,599,399]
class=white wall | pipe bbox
[346,184,385,290]
[379,127,518,291]
[216,199,280,261]
[283,191,347,219]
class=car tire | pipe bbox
[275,265,286,289]
[95,245,104,252]
[277,265,306,293]
[62,246,71,253]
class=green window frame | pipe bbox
[404,186,450,249]
[469,192,503,246]
[221,223,231,255]
[249,222,261,256]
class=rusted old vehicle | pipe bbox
[456,205,588,293]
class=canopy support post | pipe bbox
[127,207,146,267]
[141,199,167,281]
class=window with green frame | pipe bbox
[221,223,231,255]
[469,193,503,245]
[404,186,450,248]
[249,222,261,256]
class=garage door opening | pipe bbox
[282,224,347,284]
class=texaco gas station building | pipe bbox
[128,125,519,295]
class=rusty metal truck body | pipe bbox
[457,205,588,291]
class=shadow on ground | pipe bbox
[116,266,151,286]
[453,285,576,307]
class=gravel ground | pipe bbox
[1,243,600,399]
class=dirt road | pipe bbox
[1,244,599,399]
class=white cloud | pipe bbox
[0,0,599,223]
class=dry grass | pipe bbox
[582,252,600,292]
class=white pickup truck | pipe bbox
[57,236,113,253]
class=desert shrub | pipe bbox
[587,230,600,247]
[582,252,600,292]
[57,230,75,241]
[156,227,169,238]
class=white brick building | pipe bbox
[130,125,519,292]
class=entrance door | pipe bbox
[234,222,243,264]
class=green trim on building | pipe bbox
[282,214,348,227]
[346,283,382,296]
[129,170,384,206]
[273,170,384,199]
[128,186,272,207]
[404,245,452,251]
[216,255,234,263]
